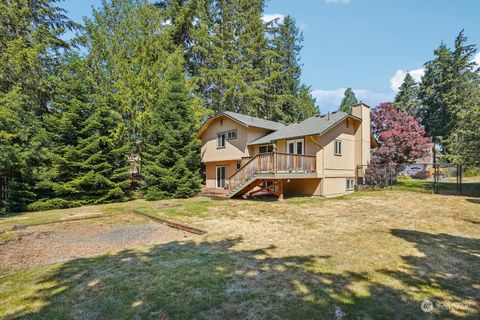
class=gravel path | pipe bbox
[0,213,195,269]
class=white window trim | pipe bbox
[334,139,342,156]
[286,138,305,154]
[216,166,226,189]
[346,178,354,191]
[217,132,226,148]
[226,129,237,140]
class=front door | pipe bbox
[287,139,304,172]
[216,166,226,188]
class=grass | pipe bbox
[396,176,480,197]
[0,190,479,319]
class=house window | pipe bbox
[236,162,241,170]
[346,178,354,191]
[334,140,342,156]
[226,130,237,140]
[259,144,274,154]
[217,133,226,148]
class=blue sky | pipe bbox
[60,0,480,112]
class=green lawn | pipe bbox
[396,176,480,197]
[1,190,479,319]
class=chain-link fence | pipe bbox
[356,163,480,197]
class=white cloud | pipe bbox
[474,52,480,68]
[311,88,393,113]
[261,14,285,24]
[389,68,424,92]
[325,0,352,4]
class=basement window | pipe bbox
[334,140,342,156]
[346,178,354,191]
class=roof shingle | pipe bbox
[223,111,285,131]
[248,111,354,145]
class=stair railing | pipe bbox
[227,152,316,192]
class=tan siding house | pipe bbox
[197,103,376,198]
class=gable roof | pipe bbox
[248,111,360,145]
[197,111,285,138]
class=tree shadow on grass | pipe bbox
[466,198,480,204]
[6,232,480,320]
[381,230,480,319]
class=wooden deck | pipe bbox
[228,152,317,198]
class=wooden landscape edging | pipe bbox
[132,210,206,235]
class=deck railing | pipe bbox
[227,152,316,192]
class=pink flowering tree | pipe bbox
[365,103,432,187]
[371,103,432,165]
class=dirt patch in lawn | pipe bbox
[0,212,195,270]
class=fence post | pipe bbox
[459,164,463,195]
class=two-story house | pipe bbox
[197,103,377,198]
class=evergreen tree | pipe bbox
[394,73,419,116]
[418,30,479,153]
[0,0,78,211]
[445,81,480,165]
[141,50,201,199]
[267,15,317,122]
[338,88,358,114]
[296,84,319,120]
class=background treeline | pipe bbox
[0,0,318,212]
[337,31,480,167]
[393,30,480,167]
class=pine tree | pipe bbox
[267,15,317,122]
[338,88,358,114]
[418,30,479,156]
[0,0,78,211]
[394,73,419,116]
[141,50,201,199]
[296,84,319,120]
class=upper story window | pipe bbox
[334,139,342,156]
[259,144,274,154]
[217,130,236,148]
[226,130,237,140]
[217,133,226,148]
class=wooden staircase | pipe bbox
[227,152,316,198]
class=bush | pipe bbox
[412,170,429,180]
[364,164,396,188]
[463,167,480,177]
[145,187,169,201]
[27,198,80,211]
[397,175,412,180]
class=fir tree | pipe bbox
[394,73,419,116]
[267,15,317,122]
[0,0,78,211]
[141,50,201,199]
[338,88,358,114]
[418,30,479,156]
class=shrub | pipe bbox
[397,175,412,180]
[463,167,480,177]
[412,170,430,180]
[27,198,80,211]
[145,187,169,201]
[364,164,396,188]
